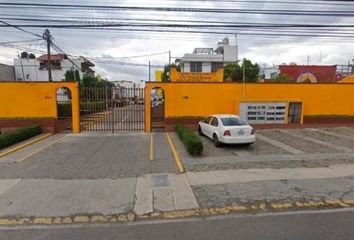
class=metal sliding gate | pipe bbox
[79,87,145,132]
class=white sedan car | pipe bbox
[198,114,256,147]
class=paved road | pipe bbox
[81,104,145,132]
[0,133,177,179]
[1,209,354,240]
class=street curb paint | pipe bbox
[150,134,154,161]
[16,134,67,163]
[1,199,354,226]
[0,133,52,159]
[165,132,185,173]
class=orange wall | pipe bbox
[145,82,354,131]
[0,82,80,133]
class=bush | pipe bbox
[0,125,42,150]
[175,124,203,155]
[58,102,72,118]
[80,101,106,115]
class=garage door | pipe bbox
[240,102,286,124]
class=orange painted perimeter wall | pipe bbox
[0,81,80,133]
[145,82,354,132]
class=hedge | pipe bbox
[58,101,130,118]
[0,125,42,150]
[175,124,203,155]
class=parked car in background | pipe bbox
[198,114,256,147]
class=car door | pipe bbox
[209,117,220,138]
[201,116,213,137]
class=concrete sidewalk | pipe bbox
[1,164,354,225]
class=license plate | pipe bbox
[238,130,245,136]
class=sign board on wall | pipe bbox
[171,67,223,82]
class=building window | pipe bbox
[39,61,61,70]
[211,62,222,72]
[190,62,202,72]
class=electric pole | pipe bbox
[242,58,246,99]
[169,50,171,81]
[149,61,151,82]
[43,29,52,82]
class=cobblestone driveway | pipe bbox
[175,127,354,172]
[0,133,177,179]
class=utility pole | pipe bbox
[169,50,171,81]
[149,61,151,82]
[242,58,246,99]
[43,29,52,82]
[235,33,238,62]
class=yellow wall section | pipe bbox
[339,76,354,83]
[145,83,354,132]
[0,82,80,133]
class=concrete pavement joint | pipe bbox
[1,199,354,226]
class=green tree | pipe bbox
[64,69,81,82]
[273,74,290,83]
[224,59,260,82]
[224,63,242,81]
[161,64,180,82]
[242,59,259,82]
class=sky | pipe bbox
[1,0,354,84]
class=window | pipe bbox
[211,62,222,72]
[204,116,213,124]
[39,61,61,70]
[221,117,247,126]
[190,62,202,72]
[210,117,219,127]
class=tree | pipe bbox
[273,74,291,83]
[161,64,180,82]
[242,59,259,83]
[64,69,81,82]
[224,59,260,82]
[224,63,242,82]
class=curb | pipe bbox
[1,199,354,226]
[0,133,52,159]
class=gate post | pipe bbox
[145,85,151,132]
[71,83,80,133]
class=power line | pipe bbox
[1,3,354,17]
[0,19,42,37]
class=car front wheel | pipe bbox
[198,125,204,136]
[213,134,222,147]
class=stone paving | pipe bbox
[0,133,177,179]
[176,127,354,172]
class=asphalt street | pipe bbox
[1,209,354,240]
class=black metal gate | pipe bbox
[80,87,145,132]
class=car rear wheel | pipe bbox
[213,134,222,147]
[198,125,204,136]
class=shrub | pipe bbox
[0,125,42,150]
[79,101,106,115]
[57,102,72,118]
[175,124,203,155]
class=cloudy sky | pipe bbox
[1,0,354,84]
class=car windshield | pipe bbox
[220,117,247,126]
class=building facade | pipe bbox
[0,63,15,81]
[177,37,237,73]
[14,53,94,81]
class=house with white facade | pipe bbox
[0,63,15,81]
[176,37,238,73]
[14,52,94,81]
